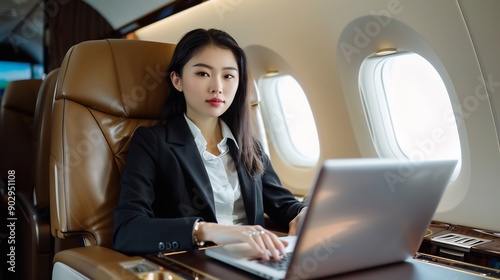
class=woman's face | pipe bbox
[171,45,239,123]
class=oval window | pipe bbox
[359,52,461,174]
[259,74,320,167]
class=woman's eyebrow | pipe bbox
[192,63,238,71]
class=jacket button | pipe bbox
[172,241,179,249]
[165,242,172,250]
[158,242,165,251]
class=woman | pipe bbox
[113,28,306,261]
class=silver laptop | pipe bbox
[204,158,458,279]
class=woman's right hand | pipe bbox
[196,222,287,261]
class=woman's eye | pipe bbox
[197,72,209,77]
[225,74,235,79]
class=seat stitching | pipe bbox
[106,39,129,118]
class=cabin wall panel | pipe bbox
[460,0,500,141]
[335,0,500,231]
[46,0,119,71]
[432,0,500,231]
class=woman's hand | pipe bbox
[288,207,308,236]
[197,223,287,261]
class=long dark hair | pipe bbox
[163,28,264,177]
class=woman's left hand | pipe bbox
[288,207,308,236]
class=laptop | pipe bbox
[204,158,458,279]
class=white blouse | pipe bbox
[184,115,248,225]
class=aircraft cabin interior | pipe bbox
[1,0,500,279]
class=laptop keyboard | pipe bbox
[256,252,292,271]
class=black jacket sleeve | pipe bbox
[260,151,306,230]
[112,126,199,255]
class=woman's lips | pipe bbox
[206,97,225,106]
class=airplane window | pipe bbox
[0,61,44,96]
[259,74,320,167]
[359,52,462,170]
[0,61,31,96]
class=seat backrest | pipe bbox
[34,68,59,209]
[49,39,176,247]
[0,79,42,194]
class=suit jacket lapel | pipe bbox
[165,116,217,222]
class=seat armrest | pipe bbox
[17,193,53,253]
[53,246,142,279]
[32,209,51,253]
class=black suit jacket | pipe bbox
[113,116,305,255]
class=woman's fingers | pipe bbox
[241,228,285,261]
[205,224,287,260]
[261,233,282,260]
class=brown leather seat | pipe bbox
[30,68,84,280]
[49,39,176,279]
[0,78,41,280]
[0,79,42,195]
[34,69,60,214]
[0,72,79,280]
[28,69,61,280]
